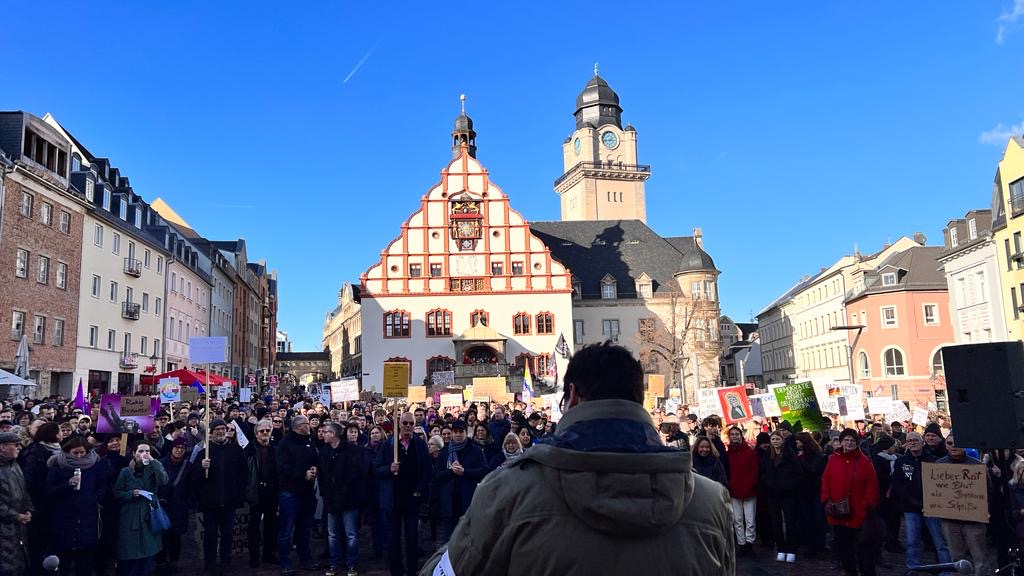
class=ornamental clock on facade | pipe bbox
[601,131,619,149]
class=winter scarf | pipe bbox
[47,449,99,470]
[502,445,524,460]
[447,437,468,467]
[876,451,898,473]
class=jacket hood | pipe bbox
[514,399,693,536]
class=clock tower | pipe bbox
[554,71,650,223]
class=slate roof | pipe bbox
[528,219,715,300]
[736,323,759,338]
[847,246,947,302]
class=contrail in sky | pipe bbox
[343,41,380,84]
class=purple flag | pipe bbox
[73,378,88,412]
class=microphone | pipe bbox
[907,559,974,574]
[42,555,59,572]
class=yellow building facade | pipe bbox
[992,136,1024,341]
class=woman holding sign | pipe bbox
[820,428,879,576]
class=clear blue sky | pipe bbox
[5,2,1024,351]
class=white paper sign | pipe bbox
[330,379,360,403]
[189,336,228,364]
[912,407,930,427]
[440,393,463,409]
[887,400,912,423]
[749,393,782,417]
[867,396,893,415]
[698,388,723,417]
[432,549,456,576]
[232,420,249,449]
[217,386,230,400]
[239,387,252,403]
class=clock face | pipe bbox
[573,138,581,156]
[601,131,619,149]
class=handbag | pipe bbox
[825,457,857,518]
[150,499,171,533]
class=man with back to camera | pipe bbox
[420,342,735,575]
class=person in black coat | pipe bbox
[691,436,728,487]
[472,423,500,465]
[157,437,193,571]
[189,418,248,572]
[245,419,279,567]
[94,434,128,576]
[761,430,805,562]
[318,422,372,574]
[275,415,320,573]
[375,412,430,576]
[432,419,489,540]
[44,436,107,576]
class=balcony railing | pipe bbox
[554,161,652,188]
[121,301,141,320]
[1011,190,1024,218]
[454,363,511,379]
[123,258,142,277]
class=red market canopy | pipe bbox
[196,369,234,386]
[142,368,208,389]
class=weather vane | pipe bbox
[460,94,466,114]
[594,62,599,76]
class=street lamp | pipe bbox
[830,325,866,386]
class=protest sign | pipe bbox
[462,386,474,402]
[98,394,158,434]
[195,508,249,559]
[238,387,252,403]
[158,378,181,404]
[431,371,455,387]
[646,374,665,394]
[749,394,766,418]
[408,386,427,403]
[472,377,506,399]
[922,462,989,523]
[383,362,409,398]
[867,396,893,415]
[912,407,930,427]
[887,400,912,424]
[330,379,360,403]
[216,386,230,400]
[773,381,825,432]
[440,393,463,409]
[717,386,752,424]
[844,385,866,421]
[180,386,199,404]
[698,388,724,417]
[189,336,228,364]
[232,420,249,449]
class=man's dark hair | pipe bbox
[562,342,643,404]
[35,422,62,443]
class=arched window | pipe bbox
[470,309,489,327]
[383,310,410,338]
[535,353,552,377]
[931,349,944,376]
[514,353,532,370]
[536,312,554,335]
[858,351,870,378]
[426,356,454,376]
[426,309,452,337]
[513,313,531,335]
[883,347,905,376]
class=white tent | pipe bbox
[0,367,36,400]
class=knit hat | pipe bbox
[450,419,467,431]
[0,432,19,444]
[209,418,228,431]
[874,435,896,451]
[924,422,943,438]
[838,428,860,443]
[256,408,269,419]
[755,432,771,445]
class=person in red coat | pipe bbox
[821,428,880,576]
[726,426,760,557]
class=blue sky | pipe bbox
[4,2,1024,351]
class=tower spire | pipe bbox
[452,93,477,159]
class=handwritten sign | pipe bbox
[158,378,181,404]
[383,362,409,398]
[887,400,912,424]
[867,396,893,415]
[431,370,455,387]
[440,393,463,409]
[331,379,360,403]
[913,407,930,427]
[189,336,228,364]
[408,386,427,403]
[121,395,151,417]
[922,462,989,523]
[698,388,723,417]
[472,377,506,399]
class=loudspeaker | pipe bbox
[943,341,1024,450]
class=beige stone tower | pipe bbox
[554,71,650,222]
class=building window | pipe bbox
[109,281,118,302]
[88,325,98,348]
[15,249,28,278]
[602,319,620,340]
[170,272,176,292]
[103,188,111,211]
[513,313,532,335]
[123,332,132,355]
[429,263,442,277]
[58,211,70,234]
[968,218,977,240]
[94,224,103,247]
[426,356,454,377]
[704,281,715,301]
[157,256,163,274]
[883,347,905,376]
[858,351,870,378]
[155,297,162,315]
[144,249,151,268]
[36,256,49,284]
[639,317,656,343]
[572,277,582,301]
[142,293,149,312]
[107,329,116,351]
[491,262,503,276]
[514,353,532,372]
[535,353,552,377]
[383,310,410,338]
[154,339,160,358]
[932,349,944,376]
[574,319,585,343]
[40,202,52,226]
[56,262,66,289]
[881,306,897,327]
[11,311,25,340]
[53,319,63,346]
[950,227,959,247]
[601,279,617,300]
[140,336,147,356]
[470,310,489,327]
[19,192,32,217]
[409,263,421,277]
[32,315,45,344]
[426,309,452,336]
[91,275,101,298]
[638,282,652,299]
[923,304,939,325]
[536,312,554,334]
[511,261,524,276]
[112,232,120,255]
[881,272,897,286]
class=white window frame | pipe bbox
[142,293,149,312]
[144,249,151,268]
[88,325,98,348]
[881,272,897,286]
[56,261,67,289]
[107,329,116,351]
[36,255,49,284]
[11,310,24,339]
[52,318,63,346]
[882,346,906,377]
[638,282,652,299]
[39,202,52,226]
[923,303,939,326]
[94,224,103,247]
[601,280,617,300]
[109,280,118,303]
[574,319,585,343]
[112,232,120,255]
[58,211,70,234]
[19,192,32,217]
[601,319,620,340]
[15,249,28,278]
[881,305,897,328]
[157,256,163,274]
[155,297,162,315]
[858,351,870,378]
[950,227,959,247]
[968,218,977,240]
[32,315,45,344]
[91,275,101,298]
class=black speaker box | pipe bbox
[943,341,1024,450]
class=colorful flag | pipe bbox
[555,333,571,359]
[73,378,88,412]
[190,379,206,394]
[522,362,533,405]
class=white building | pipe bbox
[938,209,1008,343]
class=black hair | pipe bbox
[562,342,643,404]
[34,422,62,443]
[62,436,90,452]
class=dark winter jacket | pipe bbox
[799,451,828,499]
[158,455,193,535]
[375,435,430,514]
[726,441,759,499]
[319,442,372,513]
[890,450,936,513]
[433,441,489,519]
[44,452,107,550]
[189,438,247,509]
[0,455,33,575]
[487,419,511,448]
[245,441,279,506]
[19,441,60,512]
[692,452,728,487]
[276,430,319,496]
[760,448,805,496]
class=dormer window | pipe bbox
[950,227,958,247]
[968,218,977,240]
[635,273,653,299]
[601,275,617,300]
[103,188,111,211]
[881,272,897,286]
[133,208,141,229]
[119,198,127,220]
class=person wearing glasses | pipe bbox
[246,419,279,567]
[421,342,735,575]
[376,412,430,576]
[935,433,988,575]
[276,415,320,575]
[891,431,950,571]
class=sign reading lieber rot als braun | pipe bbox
[382,362,410,398]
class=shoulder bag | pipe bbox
[825,456,857,518]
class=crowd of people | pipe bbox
[0,342,1019,576]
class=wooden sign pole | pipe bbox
[204,364,210,479]
[392,408,399,473]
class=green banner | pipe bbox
[772,381,825,432]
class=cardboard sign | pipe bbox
[383,362,409,398]
[867,396,893,415]
[180,386,199,404]
[646,374,665,393]
[331,379,360,403]
[472,377,506,399]
[121,395,151,417]
[158,378,181,404]
[440,393,463,409]
[912,407,930,427]
[188,336,228,364]
[922,462,989,523]
[773,381,825,432]
[408,386,427,403]
[239,387,252,403]
[97,394,157,434]
[717,386,752,424]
